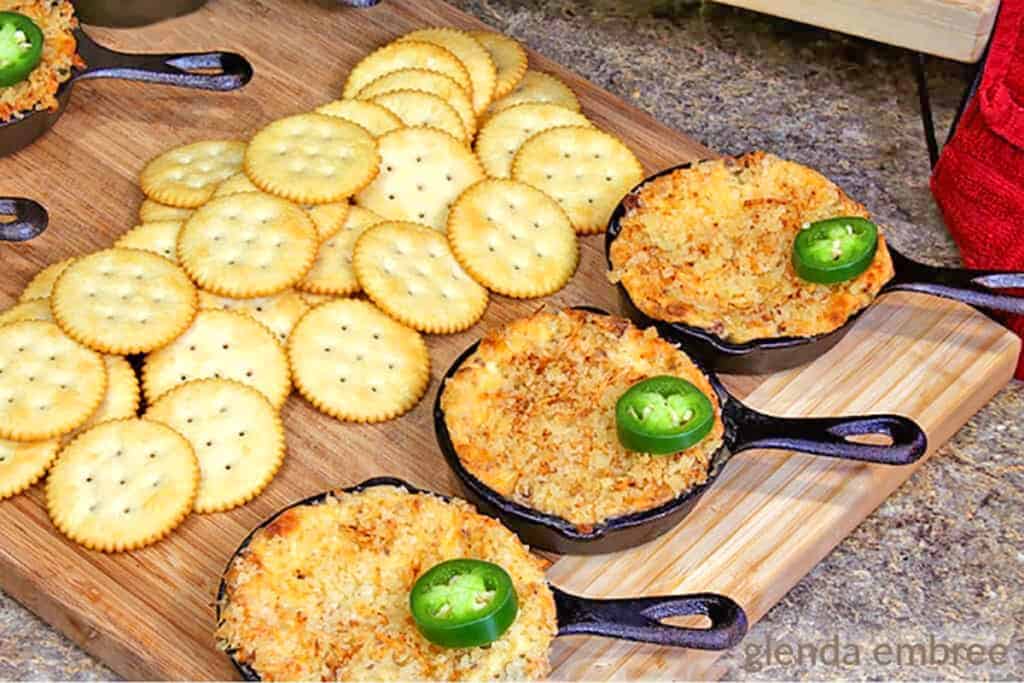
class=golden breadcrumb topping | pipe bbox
[217,485,557,681]
[0,1,83,121]
[608,152,894,342]
[441,309,724,530]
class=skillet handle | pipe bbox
[887,249,1024,315]
[728,400,927,465]
[73,30,252,91]
[0,198,48,242]
[554,588,747,650]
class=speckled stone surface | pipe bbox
[2,1,1022,680]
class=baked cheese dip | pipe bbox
[216,485,557,681]
[441,308,725,531]
[608,152,895,342]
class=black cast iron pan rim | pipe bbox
[215,476,750,682]
[604,156,1024,371]
[432,306,928,552]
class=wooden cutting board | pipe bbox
[0,1,1018,680]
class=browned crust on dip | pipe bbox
[608,152,895,342]
[0,1,83,122]
[440,308,725,531]
[216,485,557,681]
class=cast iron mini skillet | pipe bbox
[605,161,1024,374]
[0,28,252,158]
[433,307,928,555]
[0,197,47,241]
[216,477,749,681]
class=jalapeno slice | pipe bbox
[793,216,879,284]
[615,375,714,454]
[0,12,43,88]
[410,559,519,648]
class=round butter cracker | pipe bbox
[177,193,319,299]
[0,321,107,442]
[469,31,528,98]
[475,103,592,179]
[316,99,404,137]
[139,199,193,224]
[62,355,141,445]
[486,70,580,119]
[19,257,74,303]
[447,179,578,298]
[0,437,59,500]
[197,289,310,345]
[343,40,472,101]
[140,140,247,208]
[213,172,348,240]
[353,221,488,333]
[288,299,429,422]
[46,418,199,552]
[0,298,53,326]
[142,310,291,409]
[398,28,496,115]
[51,248,198,355]
[114,221,183,263]
[369,90,467,143]
[356,69,475,137]
[354,127,484,231]
[298,206,384,296]
[512,125,643,234]
[146,379,284,513]
[245,114,380,205]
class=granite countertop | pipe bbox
[1,0,1022,680]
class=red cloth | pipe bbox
[931,0,1024,378]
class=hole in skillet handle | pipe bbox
[554,588,748,650]
[337,0,382,5]
[885,248,1024,316]
[603,160,856,375]
[0,198,48,242]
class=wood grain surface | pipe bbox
[0,0,1017,680]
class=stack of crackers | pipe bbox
[0,27,643,554]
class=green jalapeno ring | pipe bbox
[410,558,519,649]
[615,375,715,455]
[793,216,879,285]
[0,12,44,88]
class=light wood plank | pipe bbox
[0,1,1017,680]
[712,0,999,62]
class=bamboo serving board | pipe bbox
[0,0,1018,680]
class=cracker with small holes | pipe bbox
[398,28,496,115]
[19,257,74,302]
[298,206,384,296]
[512,126,643,234]
[316,99,404,137]
[357,69,475,138]
[353,221,488,333]
[475,103,593,179]
[486,70,580,118]
[142,310,291,409]
[51,248,198,355]
[146,379,284,513]
[177,193,319,299]
[245,114,380,206]
[342,40,472,101]
[140,140,247,209]
[0,298,52,326]
[0,321,107,442]
[114,221,183,263]
[288,299,429,422]
[469,31,528,99]
[0,437,59,500]
[447,179,578,298]
[139,199,193,223]
[46,418,199,553]
[214,172,350,241]
[369,90,467,143]
[354,127,484,231]
[197,289,310,346]
[62,355,141,445]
